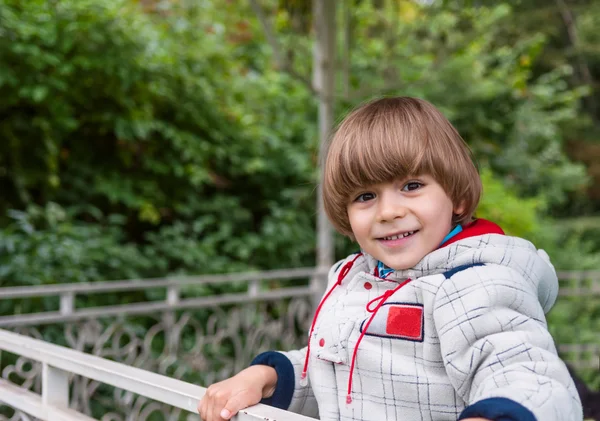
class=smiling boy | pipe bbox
[198,97,582,421]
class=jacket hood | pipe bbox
[361,219,558,313]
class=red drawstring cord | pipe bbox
[300,252,412,405]
[300,253,363,385]
[345,278,412,404]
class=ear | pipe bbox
[453,201,466,217]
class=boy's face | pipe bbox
[347,175,464,270]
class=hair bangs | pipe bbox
[331,120,437,201]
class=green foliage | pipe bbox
[1,0,597,283]
[477,168,543,238]
[340,1,588,209]
[0,0,319,282]
[0,203,151,285]
[477,170,600,271]
[0,203,152,287]
[0,0,597,279]
[0,202,156,315]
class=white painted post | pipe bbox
[42,363,69,417]
[248,279,259,297]
[166,285,179,306]
[312,0,337,309]
[165,284,180,353]
[59,292,74,316]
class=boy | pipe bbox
[198,97,582,421]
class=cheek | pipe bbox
[348,215,363,235]
[422,201,454,228]
[348,209,370,237]
[347,210,359,235]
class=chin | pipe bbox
[391,264,414,271]
[384,261,416,271]
[390,254,424,270]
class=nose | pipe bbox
[376,190,407,222]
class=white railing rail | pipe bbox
[0,268,318,298]
[0,328,315,421]
[556,270,600,296]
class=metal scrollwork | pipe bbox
[1,298,312,420]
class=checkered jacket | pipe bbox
[256,233,582,421]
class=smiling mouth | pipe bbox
[379,230,418,240]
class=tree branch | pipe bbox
[342,0,351,98]
[555,0,597,118]
[248,0,316,95]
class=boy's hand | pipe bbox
[198,365,277,421]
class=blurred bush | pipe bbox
[0,0,597,288]
[0,0,318,284]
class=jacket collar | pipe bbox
[364,219,505,281]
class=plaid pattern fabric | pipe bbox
[281,234,583,421]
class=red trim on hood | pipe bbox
[440,219,504,248]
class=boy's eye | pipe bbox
[402,181,423,192]
[354,192,376,202]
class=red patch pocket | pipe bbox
[386,305,423,339]
[360,303,424,342]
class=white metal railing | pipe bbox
[0,328,315,421]
[0,270,598,418]
[0,267,321,327]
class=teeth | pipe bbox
[383,231,415,240]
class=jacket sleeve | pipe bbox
[250,348,318,417]
[433,263,583,421]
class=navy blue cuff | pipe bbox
[250,351,295,410]
[459,397,537,421]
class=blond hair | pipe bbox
[322,97,482,237]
